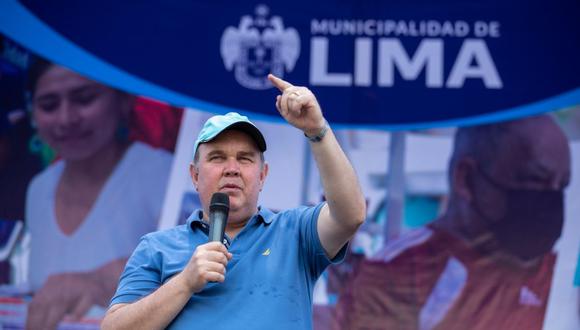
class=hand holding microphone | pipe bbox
[180,193,232,293]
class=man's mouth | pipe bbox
[221,184,242,191]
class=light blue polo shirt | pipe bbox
[110,203,346,329]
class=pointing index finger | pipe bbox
[268,74,293,91]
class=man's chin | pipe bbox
[228,203,258,215]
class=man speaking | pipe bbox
[101,74,366,329]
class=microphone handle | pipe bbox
[209,211,227,243]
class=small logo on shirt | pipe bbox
[519,286,543,306]
[262,248,271,256]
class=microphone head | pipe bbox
[210,192,230,213]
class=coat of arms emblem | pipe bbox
[220,5,300,89]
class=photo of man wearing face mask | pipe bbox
[334,115,571,330]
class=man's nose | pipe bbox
[223,158,240,176]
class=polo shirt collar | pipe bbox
[187,206,274,232]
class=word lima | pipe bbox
[310,38,502,89]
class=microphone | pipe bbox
[208,192,230,243]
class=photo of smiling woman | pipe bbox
[24,58,173,329]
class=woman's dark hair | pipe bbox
[27,57,127,97]
[26,57,53,97]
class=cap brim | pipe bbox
[223,121,267,152]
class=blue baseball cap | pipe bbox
[193,112,267,159]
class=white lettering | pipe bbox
[473,21,502,38]
[455,21,470,37]
[364,20,376,36]
[310,37,352,86]
[308,37,501,89]
[447,39,502,88]
[440,21,455,37]
[355,38,373,86]
[378,39,443,87]
[310,19,479,38]
[489,21,501,37]
[311,19,328,35]
[426,21,441,36]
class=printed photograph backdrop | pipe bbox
[0,1,579,329]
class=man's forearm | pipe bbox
[310,126,366,256]
[266,74,366,257]
[101,272,192,330]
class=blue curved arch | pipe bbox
[1,0,579,130]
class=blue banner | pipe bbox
[1,0,579,128]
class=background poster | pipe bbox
[0,1,579,329]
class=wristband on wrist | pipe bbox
[304,120,329,142]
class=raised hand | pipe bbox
[268,74,326,137]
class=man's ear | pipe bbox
[452,157,477,202]
[189,162,199,190]
[259,162,269,191]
